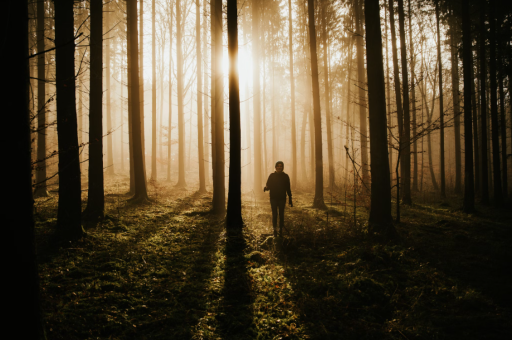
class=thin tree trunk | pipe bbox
[435,0,446,198]
[54,0,83,238]
[322,2,335,190]
[252,0,263,195]
[128,0,149,201]
[288,0,297,190]
[488,0,503,204]
[226,0,243,228]
[462,0,475,212]
[203,0,210,186]
[106,5,114,177]
[450,10,462,194]
[34,0,48,198]
[408,0,418,192]
[84,0,105,221]
[364,0,395,236]
[355,0,369,185]
[176,0,187,187]
[167,5,173,182]
[139,0,146,181]
[212,0,225,213]
[471,54,480,193]
[388,0,405,197]
[196,0,206,193]
[398,0,411,204]
[497,22,507,199]
[151,0,157,181]
[307,0,326,209]
[479,0,489,204]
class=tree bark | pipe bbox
[175,0,187,187]
[3,2,44,336]
[355,0,369,186]
[398,0,411,204]
[151,0,157,181]
[364,0,395,237]
[54,0,83,239]
[226,0,243,229]
[196,0,206,193]
[307,0,326,209]
[461,0,475,212]
[212,0,225,213]
[105,4,114,177]
[203,0,210,186]
[497,18,507,199]
[450,9,462,194]
[167,5,174,182]
[84,0,105,221]
[408,0,418,192]
[322,2,335,190]
[435,0,446,198]
[252,0,263,196]
[288,0,297,190]
[488,0,503,205]
[128,0,149,201]
[34,0,49,198]
[479,0,489,204]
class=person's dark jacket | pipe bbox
[265,172,292,200]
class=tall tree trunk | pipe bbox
[226,0,243,228]
[105,4,114,177]
[435,0,446,198]
[34,0,48,198]
[54,0,83,239]
[385,4,393,182]
[196,0,206,193]
[388,0,405,196]
[203,0,210,186]
[3,1,44,335]
[167,5,174,182]
[151,0,157,181]
[322,2,335,190]
[212,0,225,213]
[462,0,475,212]
[408,0,418,192]
[488,0,503,205]
[252,0,263,196]
[307,0,326,209]
[497,22,507,199]
[471,54,480,193]
[355,0,369,185]
[84,0,105,221]
[288,0,297,190]
[398,0,411,204]
[128,0,149,201]
[364,0,395,237]
[139,0,146,180]
[450,10,462,194]
[176,0,187,187]
[479,0,489,204]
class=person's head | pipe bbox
[275,161,284,173]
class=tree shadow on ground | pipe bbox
[216,227,255,339]
[38,191,225,339]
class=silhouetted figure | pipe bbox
[264,161,293,237]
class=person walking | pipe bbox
[264,161,293,237]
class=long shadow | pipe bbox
[217,228,255,339]
[38,191,225,339]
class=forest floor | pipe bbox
[35,176,512,339]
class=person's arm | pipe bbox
[287,175,293,206]
[264,174,272,192]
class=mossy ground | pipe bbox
[35,178,512,339]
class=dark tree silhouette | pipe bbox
[152,0,157,181]
[364,0,395,238]
[462,0,475,213]
[479,0,489,204]
[3,1,44,336]
[54,0,83,239]
[34,0,49,198]
[226,0,244,229]
[288,0,297,190]
[435,0,446,198]
[176,0,187,188]
[196,0,207,193]
[84,0,105,221]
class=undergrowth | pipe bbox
[35,179,512,339]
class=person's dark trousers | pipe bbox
[270,199,286,236]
